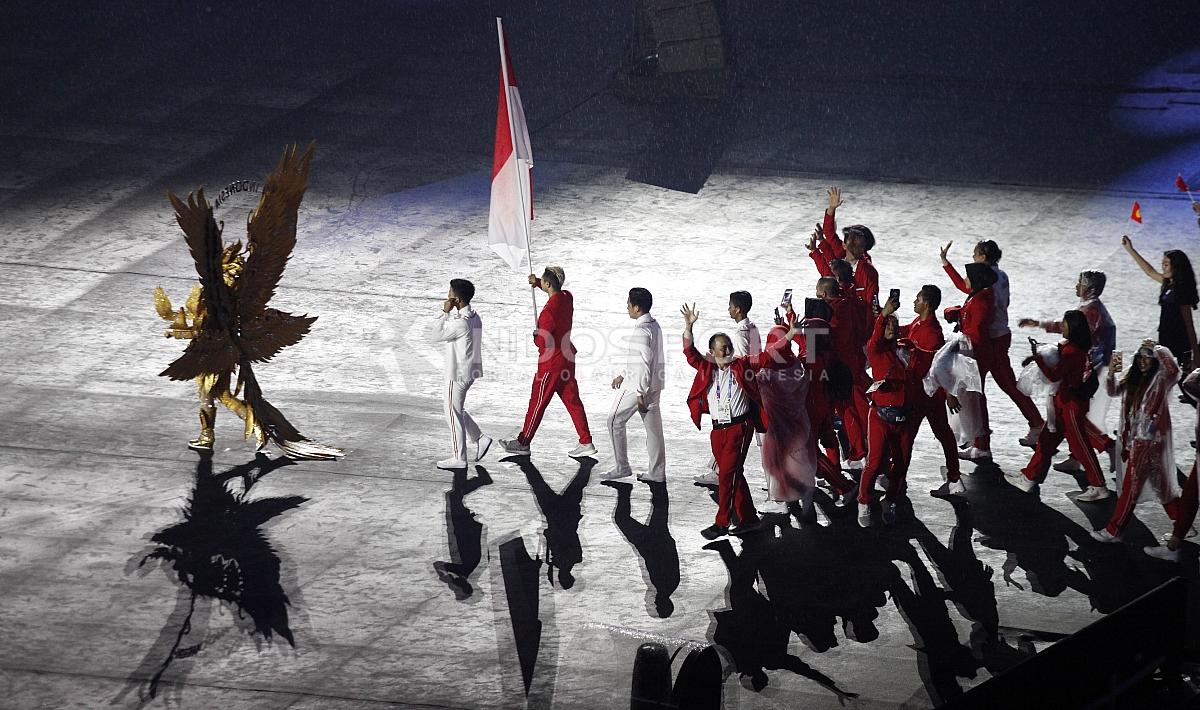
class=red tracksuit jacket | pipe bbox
[959,288,994,349]
[535,290,577,367]
[866,315,908,408]
[684,335,791,432]
[816,210,880,307]
[1035,342,1090,405]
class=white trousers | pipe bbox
[444,379,482,462]
[608,389,666,479]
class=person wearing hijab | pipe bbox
[941,260,998,460]
[1007,310,1112,501]
[1019,271,1117,473]
[1091,340,1181,542]
[942,240,1046,450]
[757,322,819,520]
[857,308,917,527]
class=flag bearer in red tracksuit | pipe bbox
[815,276,871,469]
[1005,310,1112,500]
[681,302,798,540]
[857,311,914,527]
[896,285,965,498]
[498,266,596,459]
[941,240,1045,452]
[786,299,857,505]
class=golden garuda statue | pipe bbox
[154,142,342,460]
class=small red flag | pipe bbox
[1177,174,1191,192]
[1130,201,1143,223]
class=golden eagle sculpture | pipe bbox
[156,142,342,460]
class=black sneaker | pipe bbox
[701,524,729,540]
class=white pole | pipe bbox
[496,17,538,327]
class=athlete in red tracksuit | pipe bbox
[1008,310,1109,498]
[946,262,996,454]
[896,285,964,497]
[814,186,880,308]
[788,302,857,503]
[682,303,797,539]
[942,240,1045,449]
[816,277,872,466]
[499,267,594,457]
[857,312,914,527]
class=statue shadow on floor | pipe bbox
[115,451,307,707]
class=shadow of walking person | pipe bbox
[516,457,595,590]
[604,480,680,617]
[117,452,305,706]
[434,465,494,600]
[704,537,859,703]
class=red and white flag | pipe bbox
[487,17,534,271]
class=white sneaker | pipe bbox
[1089,528,1122,543]
[875,475,890,493]
[1143,545,1181,562]
[1076,486,1112,502]
[931,480,966,498]
[857,501,872,528]
[1004,472,1037,493]
[1019,425,1043,448]
[474,435,493,462]
[834,490,853,508]
[599,468,632,481]
[958,447,992,461]
[762,499,790,514]
[436,458,468,470]
[567,442,597,459]
[846,459,865,471]
[1052,457,1083,473]
[693,471,719,486]
[497,438,531,455]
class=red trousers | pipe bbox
[910,390,961,481]
[858,407,914,504]
[1173,462,1198,540]
[975,333,1045,449]
[1021,398,1103,486]
[711,420,758,527]
[836,370,870,462]
[812,412,854,494]
[518,362,592,446]
[1106,440,1173,536]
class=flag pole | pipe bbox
[496,17,538,327]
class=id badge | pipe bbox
[715,399,732,422]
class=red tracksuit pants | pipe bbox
[858,408,914,504]
[836,370,871,462]
[711,420,758,527]
[812,413,855,494]
[518,362,592,446]
[974,333,1046,449]
[1172,462,1198,540]
[1021,398,1103,486]
[1105,440,1179,536]
[911,390,961,482]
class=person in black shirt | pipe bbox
[1122,237,1199,369]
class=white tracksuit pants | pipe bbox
[608,389,666,480]
[444,379,483,463]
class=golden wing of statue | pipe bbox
[238,142,315,321]
[154,287,175,321]
[161,189,238,381]
[185,284,202,320]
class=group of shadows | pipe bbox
[112,452,1197,708]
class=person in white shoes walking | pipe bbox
[430,279,490,470]
[601,288,667,483]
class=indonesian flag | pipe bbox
[487,18,534,270]
[1130,201,1142,223]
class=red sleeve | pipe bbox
[822,211,846,259]
[809,248,834,277]
[867,314,889,356]
[943,263,970,295]
[683,339,706,369]
[961,291,994,344]
[1042,319,1064,334]
[1035,345,1079,383]
[858,259,879,307]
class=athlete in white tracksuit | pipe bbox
[601,288,667,482]
[430,279,488,469]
